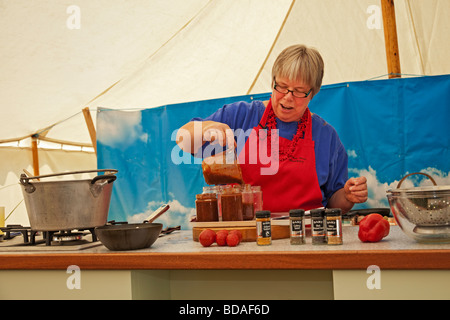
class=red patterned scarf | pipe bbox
[264,103,310,162]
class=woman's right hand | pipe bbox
[202,121,235,148]
[176,121,235,154]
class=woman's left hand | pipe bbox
[344,176,368,203]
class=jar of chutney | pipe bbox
[195,192,219,222]
[220,185,243,221]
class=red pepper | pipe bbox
[358,213,390,242]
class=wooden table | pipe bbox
[1,226,449,300]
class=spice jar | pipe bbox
[251,186,263,212]
[221,185,243,221]
[326,208,343,245]
[242,184,255,220]
[195,192,219,222]
[255,210,271,246]
[310,208,327,245]
[289,209,305,245]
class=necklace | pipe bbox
[264,104,309,162]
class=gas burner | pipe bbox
[0,225,103,251]
[0,225,31,241]
[0,225,98,246]
[52,231,85,242]
[39,228,97,246]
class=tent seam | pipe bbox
[246,0,296,95]
[406,0,425,74]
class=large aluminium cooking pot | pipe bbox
[19,169,118,231]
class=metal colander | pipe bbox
[387,173,449,227]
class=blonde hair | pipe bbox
[272,44,324,98]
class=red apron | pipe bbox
[238,100,323,212]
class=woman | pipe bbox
[177,44,367,213]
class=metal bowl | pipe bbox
[386,173,450,243]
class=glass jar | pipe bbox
[251,186,263,212]
[256,210,271,246]
[289,209,305,245]
[310,209,327,245]
[326,208,343,245]
[221,185,243,221]
[195,192,219,222]
[242,184,255,220]
[216,185,225,218]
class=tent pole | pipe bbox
[381,0,401,78]
[82,107,97,155]
[31,135,40,177]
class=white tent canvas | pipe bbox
[1,0,449,226]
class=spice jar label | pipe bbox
[326,219,339,236]
[312,220,324,235]
[326,216,343,245]
[290,220,303,236]
[257,220,271,238]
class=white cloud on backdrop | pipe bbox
[347,149,357,158]
[97,111,148,148]
[127,198,196,229]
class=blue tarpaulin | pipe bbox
[97,75,450,229]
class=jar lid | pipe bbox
[255,210,271,218]
[202,186,216,193]
[325,208,341,216]
[196,193,217,200]
[289,209,305,217]
[221,185,233,194]
[310,208,325,217]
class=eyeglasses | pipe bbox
[273,81,312,98]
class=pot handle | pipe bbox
[20,169,118,182]
[19,174,36,193]
[397,172,437,188]
[91,174,117,185]
[89,174,117,198]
